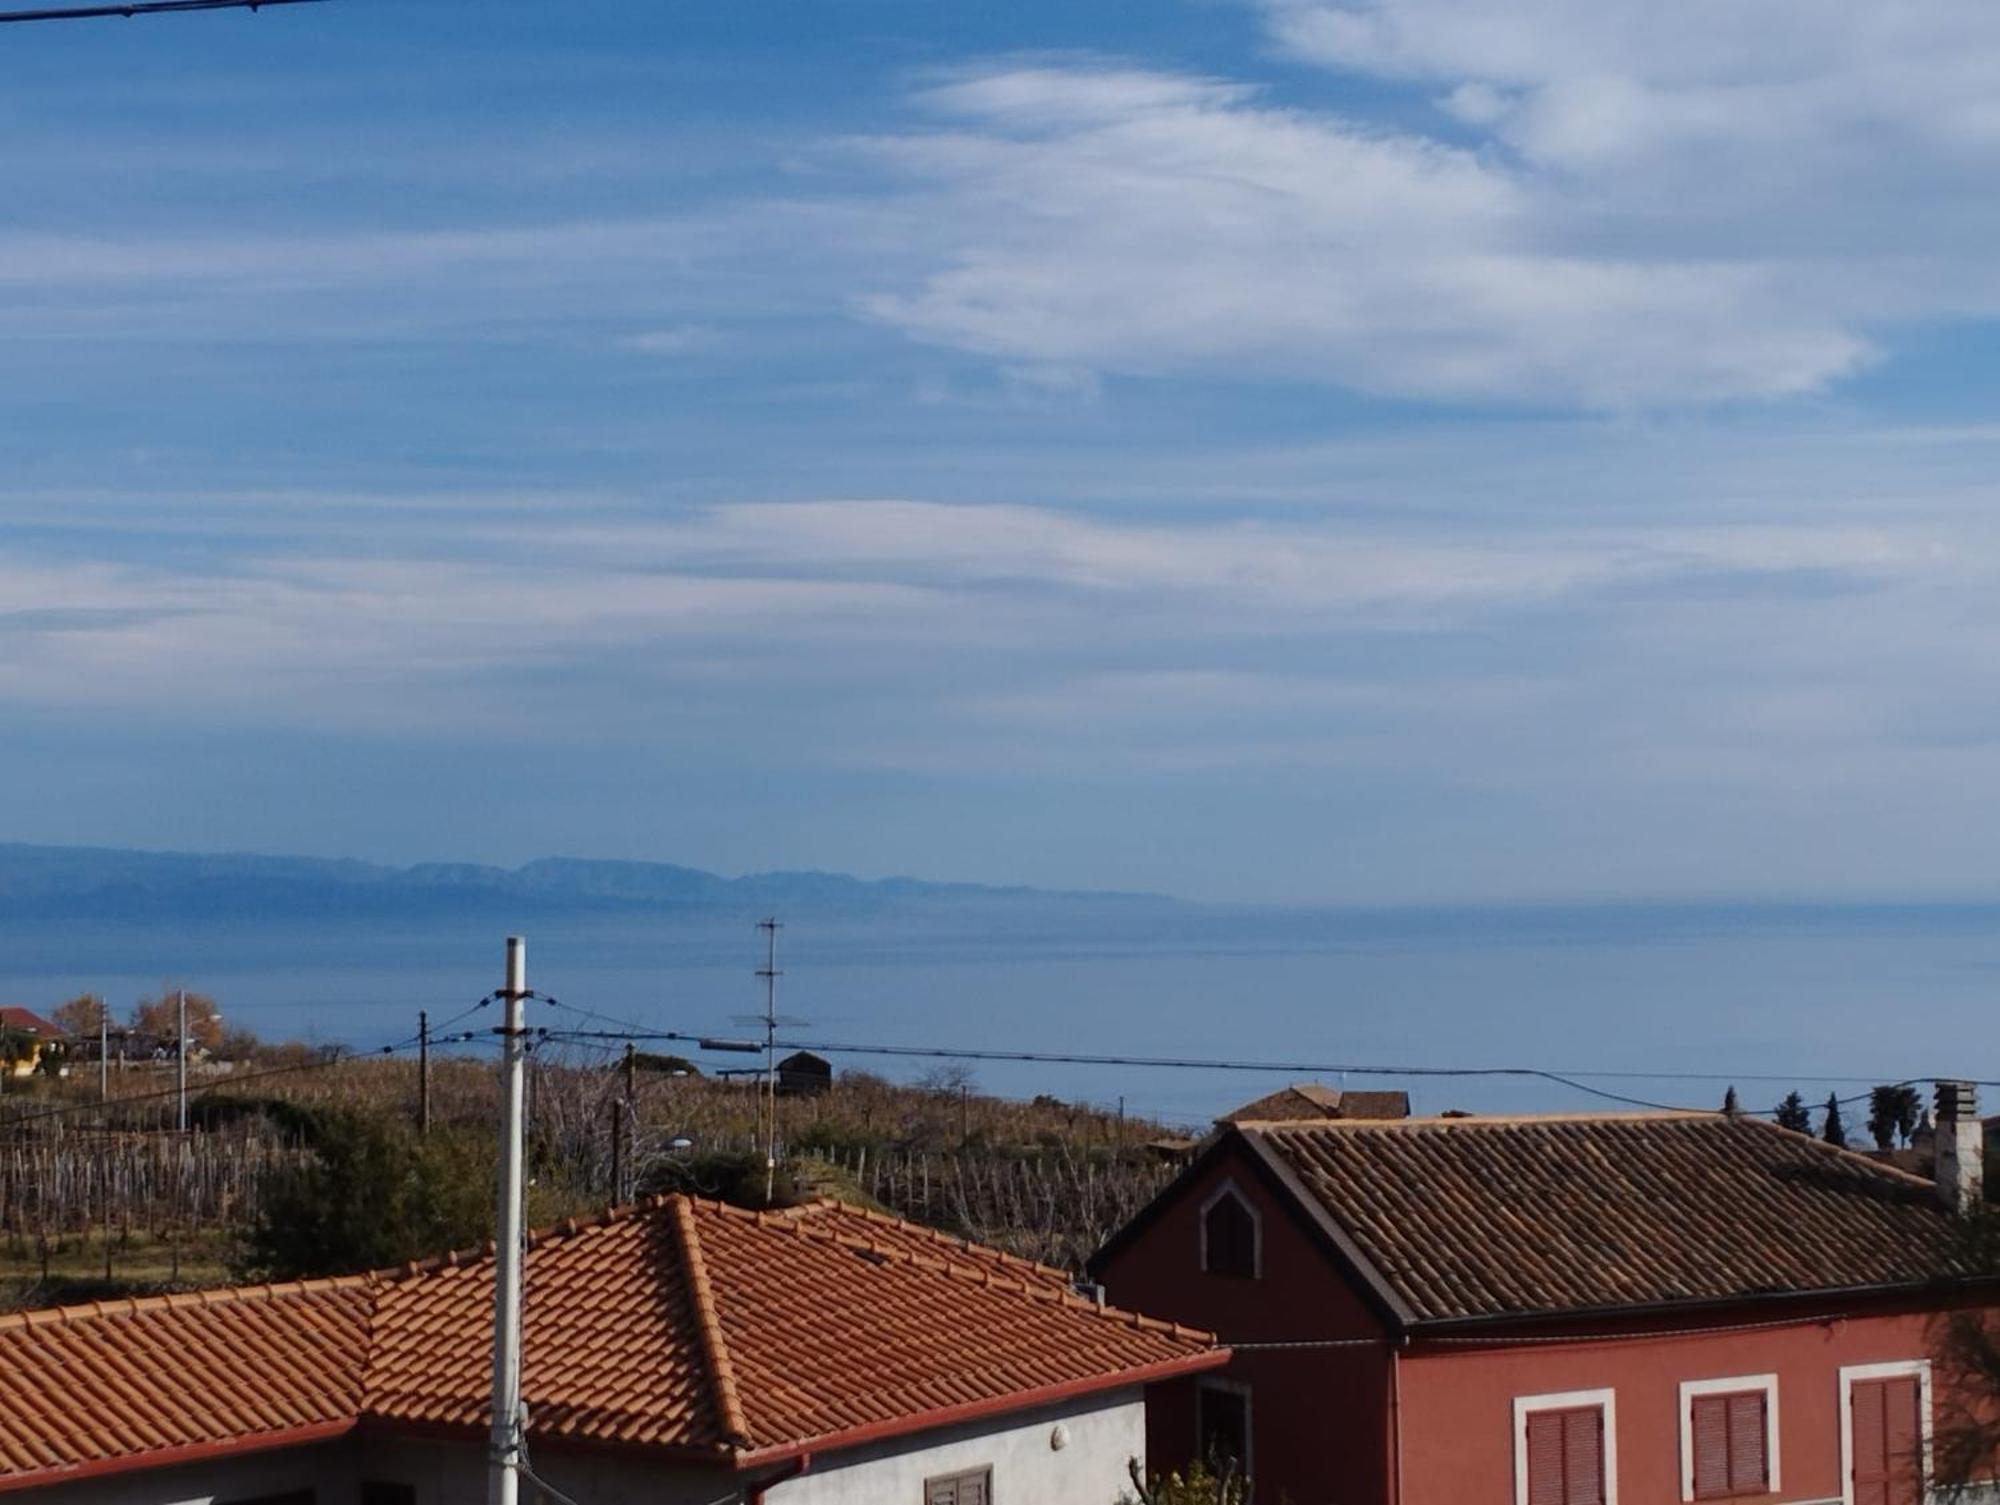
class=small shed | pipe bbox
[777,1049,832,1096]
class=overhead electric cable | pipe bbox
[0,0,323,22]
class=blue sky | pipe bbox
[9,0,2000,904]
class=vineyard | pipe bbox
[0,1051,1195,1304]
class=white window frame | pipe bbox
[1198,1179,1262,1278]
[1514,1388,1618,1505]
[1679,1374,1780,1501]
[1196,1376,1255,1486]
[1838,1360,1931,1505]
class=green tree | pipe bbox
[1823,1093,1848,1149]
[236,1109,492,1280]
[1867,1084,1923,1150]
[1774,1092,1812,1133]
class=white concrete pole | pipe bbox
[98,1009,107,1101]
[489,937,527,1505]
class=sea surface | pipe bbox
[4,900,1995,1128]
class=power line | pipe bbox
[0,0,323,22]
[0,1030,462,1130]
[529,1026,1945,1115]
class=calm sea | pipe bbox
[3,901,1992,1128]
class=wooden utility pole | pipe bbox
[175,989,188,1133]
[611,1097,626,1205]
[418,1009,431,1135]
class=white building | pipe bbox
[0,1194,1223,1505]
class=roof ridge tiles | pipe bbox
[665,1194,752,1450]
[0,1273,375,1330]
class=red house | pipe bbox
[1092,1094,2000,1505]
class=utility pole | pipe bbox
[622,1040,636,1103]
[175,988,187,1133]
[488,937,527,1505]
[756,918,781,1206]
[418,1009,431,1135]
[98,1008,108,1103]
[610,1097,626,1206]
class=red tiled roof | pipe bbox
[0,1280,373,1481]
[1219,1083,1410,1123]
[0,1008,59,1038]
[0,1196,1221,1490]
[1236,1113,1979,1324]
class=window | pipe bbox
[1842,1361,1930,1505]
[924,1467,990,1505]
[1197,1381,1252,1479]
[1515,1390,1616,1505]
[1681,1375,1778,1500]
[1200,1182,1259,1278]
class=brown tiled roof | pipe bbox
[1220,1082,1410,1123]
[0,1008,59,1038]
[1240,1113,1980,1324]
[0,1196,1219,1490]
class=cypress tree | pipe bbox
[1823,1092,1848,1149]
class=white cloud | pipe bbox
[858,63,1875,407]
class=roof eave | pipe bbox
[729,1347,1231,1470]
[0,1419,357,1496]
[1403,1272,2000,1336]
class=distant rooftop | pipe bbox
[1218,1081,1410,1124]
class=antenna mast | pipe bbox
[756,917,781,1205]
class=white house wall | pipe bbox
[17,1440,355,1505]
[767,1389,1147,1505]
[8,1389,1147,1505]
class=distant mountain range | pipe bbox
[0,842,1177,925]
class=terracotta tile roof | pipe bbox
[0,1280,372,1480]
[1220,1082,1411,1123]
[0,1008,59,1038]
[1240,1113,1980,1324]
[0,1196,1220,1490]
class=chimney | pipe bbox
[1935,1081,1982,1211]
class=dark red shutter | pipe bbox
[1527,1412,1567,1505]
[1527,1407,1603,1505]
[1852,1377,1922,1505]
[1691,1396,1731,1498]
[1726,1392,1768,1493]
[1562,1408,1605,1505]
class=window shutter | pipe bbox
[1883,1377,1922,1501]
[958,1475,988,1505]
[1726,1392,1768,1493]
[928,1483,957,1505]
[1691,1395,1731,1498]
[1562,1408,1605,1505]
[1851,1380,1890,1505]
[1527,1412,1567,1505]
